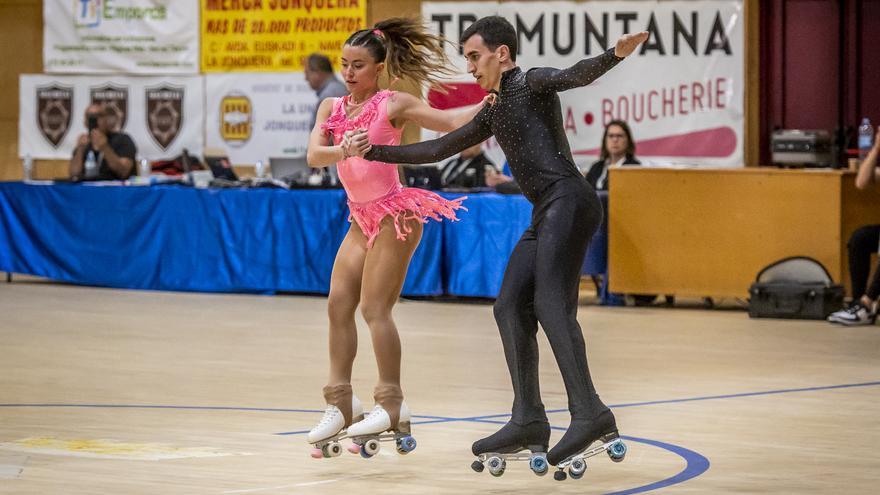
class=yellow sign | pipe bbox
[201,0,367,72]
[220,95,253,146]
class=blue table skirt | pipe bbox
[0,183,606,297]
[440,191,532,298]
[442,191,609,298]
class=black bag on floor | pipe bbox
[748,257,844,320]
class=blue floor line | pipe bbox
[456,379,880,421]
[458,417,711,495]
[4,379,876,493]
[0,403,323,414]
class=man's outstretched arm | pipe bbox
[527,31,649,93]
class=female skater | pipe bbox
[305,18,487,458]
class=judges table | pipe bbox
[0,182,607,298]
[608,167,880,298]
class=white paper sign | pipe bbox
[44,0,199,74]
[422,1,744,167]
[205,73,318,165]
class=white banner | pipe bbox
[19,75,204,160]
[205,73,318,165]
[44,0,199,74]
[422,1,744,167]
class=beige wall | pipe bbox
[0,0,760,180]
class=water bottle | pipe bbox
[858,117,874,161]
[255,159,266,179]
[84,149,98,179]
[22,153,33,181]
[138,158,150,177]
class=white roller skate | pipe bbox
[345,401,417,458]
[552,432,627,481]
[307,395,363,459]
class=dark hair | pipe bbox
[306,53,333,73]
[600,120,637,162]
[344,17,456,92]
[460,16,517,62]
[86,102,113,117]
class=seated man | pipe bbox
[69,103,137,180]
[485,160,522,194]
[828,127,880,326]
[439,141,495,188]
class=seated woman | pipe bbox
[585,120,641,191]
[585,120,663,306]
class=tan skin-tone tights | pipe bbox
[322,214,423,429]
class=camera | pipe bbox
[87,115,98,131]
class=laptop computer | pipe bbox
[204,156,238,181]
[269,156,310,180]
[403,165,442,190]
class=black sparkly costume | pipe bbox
[366,49,624,465]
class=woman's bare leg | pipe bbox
[359,216,423,427]
[323,223,368,426]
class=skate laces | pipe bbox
[365,404,385,419]
[316,405,342,428]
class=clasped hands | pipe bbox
[341,128,371,159]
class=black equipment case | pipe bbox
[748,257,844,320]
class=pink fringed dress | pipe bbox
[321,90,465,248]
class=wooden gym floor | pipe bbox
[0,278,878,494]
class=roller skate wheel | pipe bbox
[608,440,627,462]
[529,455,548,476]
[396,435,417,454]
[310,448,323,459]
[347,443,361,455]
[470,459,485,473]
[569,458,587,479]
[359,445,372,459]
[322,442,342,458]
[359,439,380,458]
[486,456,505,477]
[554,469,567,481]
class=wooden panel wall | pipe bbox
[609,167,880,298]
[0,0,42,181]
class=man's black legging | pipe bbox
[848,225,880,301]
[493,179,607,424]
